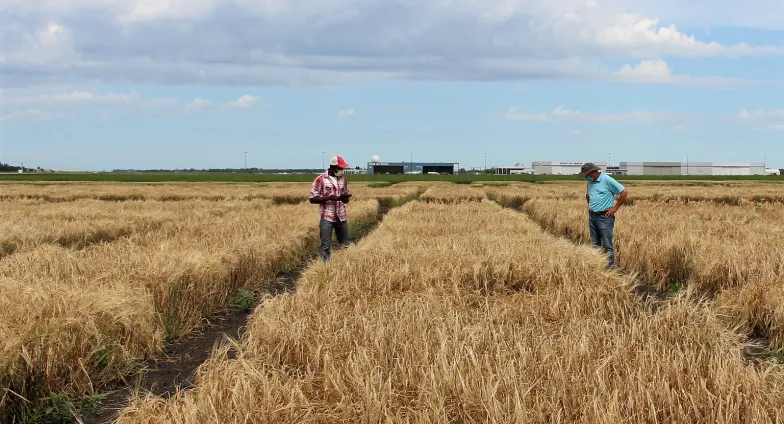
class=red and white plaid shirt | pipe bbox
[310,171,350,222]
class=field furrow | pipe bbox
[513,196,784,352]
[118,201,784,423]
[0,199,379,421]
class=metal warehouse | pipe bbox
[532,161,608,175]
[366,161,460,175]
[621,162,765,176]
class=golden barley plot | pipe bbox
[519,196,784,351]
[485,181,784,205]
[0,199,196,257]
[0,196,379,420]
[0,182,421,205]
[420,184,487,203]
[120,202,784,424]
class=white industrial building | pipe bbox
[621,162,765,176]
[494,164,533,175]
[532,161,608,175]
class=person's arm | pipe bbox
[311,195,339,204]
[605,179,628,216]
[309,177,339,204]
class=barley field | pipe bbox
[0,183,412,421]
[2,181,784,423]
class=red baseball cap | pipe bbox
[330,156,349,168]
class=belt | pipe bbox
[589,210,609,216]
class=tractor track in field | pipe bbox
[80,205,392,424]
[490,198,777,367]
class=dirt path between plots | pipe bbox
[81,207,391,424]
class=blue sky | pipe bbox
[1,0,782,171]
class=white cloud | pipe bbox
[0,108,68,122]
[590,14,782,57]
[9,23,77,65]
[184,98,211,111]
[737,108,784,130]
[504,107,549,122]
[338,108,355,117]
[1,90,261,116]
[3,90,141,104]
[143,98,180,107]
[1,0,781,88]
[612,59,757,86]
[619,0,784,31]
[228,94,260,108]
[614,59,672,82]
[737,109,784,120]
[505,106,673,123]
[117,0,215,24]
[183,95,267,112]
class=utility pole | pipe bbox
[244,152,247,172]
[686,154,689,176]
[410,152,413,174]
[322,151,325,170]
[608,152,611,169]
[484,153,487,172]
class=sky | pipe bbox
[1,0,783,171]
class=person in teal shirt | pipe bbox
[579,163,629,269]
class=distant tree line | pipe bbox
[0,163,22,172]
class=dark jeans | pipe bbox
[319,218,350,261]
[589,213,616,269]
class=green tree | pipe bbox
[0,163,21,172]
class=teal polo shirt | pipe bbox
[587,173,625,212]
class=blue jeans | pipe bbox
[319,218,350,261]
[589,213,616,269]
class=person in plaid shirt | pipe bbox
[309,155,353,261]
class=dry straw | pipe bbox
[420,184,487,203]
[119,201,784,423]
[0,197,380,419]
[497,190,784,352]
[0,182,421,205]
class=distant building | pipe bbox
[532,161,608,175]
[344,168,366,175]
[622,162,682,176]
[367,161,459,175]
[621,162,765,176]
[495,165,532,175]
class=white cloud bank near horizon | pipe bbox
[1,0,782,89]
